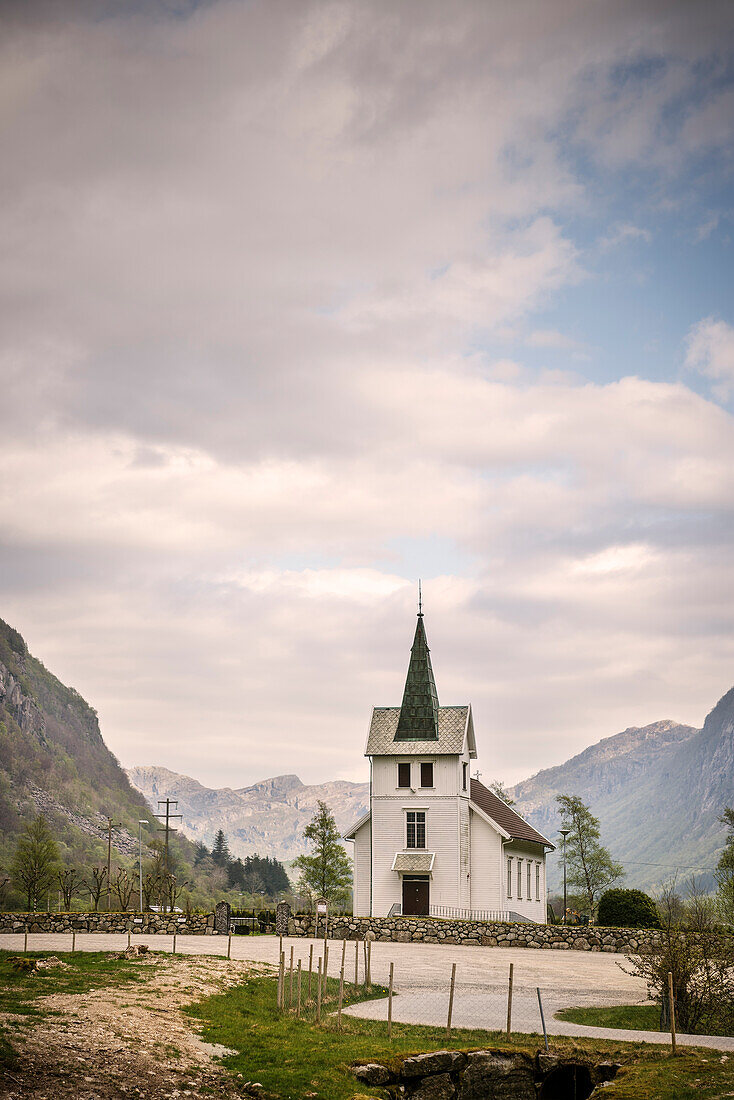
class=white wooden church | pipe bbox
[345,610,553,922]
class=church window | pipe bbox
[507,857,512,897]
[406,811,426,849]
[398,762,411,788]
[535,862,541,901]
[517,859,523,899]
[462,762,468,791]
[420,762,434,787]
[526,860,531,899]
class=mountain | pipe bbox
[127,766,370,862]
[512,693,734,892]
[0,617,157,877]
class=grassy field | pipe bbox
[555,1003,661,1031]
[186,973,734,1100]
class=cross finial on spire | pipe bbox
[418,579,422,617]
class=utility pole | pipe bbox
[106,817,122,912]
[154,799,182,914]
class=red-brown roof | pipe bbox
[470,779,554,849]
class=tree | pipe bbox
[556,794,624,917]
[293,801,352,902]
[715,807,734,925]
[112,869,135,911]
[597,888,660,929]
[211,830,231,868]
[57,868,85,912]
[11,816,60,911]
[489,780,515,807]
[89,867,108,912]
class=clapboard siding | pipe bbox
[371,796,462,916]
[469,809,503,909]
[504,843,546,922]
[372,754,467,798]
[352,817,372,917]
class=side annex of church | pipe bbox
[345,610,553,922]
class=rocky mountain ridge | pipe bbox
[512,692,734,891]
[127,766,370,862]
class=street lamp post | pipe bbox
[560,828,570,925]
[138,820,149,913]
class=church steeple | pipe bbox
[394,606,439,741]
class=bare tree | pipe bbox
[89,867,108,912]
[57,868,84,911]
[112,869,135,911]
[165,875,189,911]
[142,872,160,911]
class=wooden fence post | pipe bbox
[71,931,75,955]
[172,932,177,955]
[297,959,302,1018]
[308,944,313,1001]
[668,972,677,1056]
[506,963,514,1037]
[127,930,131,948]
[316,958,322,1023]
[367,939,372,988]
[322,944,329,1001]
[388,961,394,1040]
[227,931,232,960]
[337,963,345,1029]
[446,962,456,1040]
[354,938,359,985]
[277,950,285,1011]
[288,946,294,1009]
[24,927,28,954]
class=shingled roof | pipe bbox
[470,778,554,849]
[365,705,476,756]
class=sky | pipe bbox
[1,0,733,791]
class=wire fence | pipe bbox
[272,937,682,1052]
[273,938,557,1048]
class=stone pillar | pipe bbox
[276,901,291,936]
[214,900,231,934]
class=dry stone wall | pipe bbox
[351,1049,620,1099]
[0,912,215,935]
[288,913,662,953]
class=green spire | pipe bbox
[394,612,439,741]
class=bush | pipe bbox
[597,888,661,929]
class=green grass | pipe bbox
[186,974,734,1100]
[556,1003,661,1031]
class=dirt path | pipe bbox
[0,953,268,1099]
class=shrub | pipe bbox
[597,888,661,929]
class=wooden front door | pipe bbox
[402,876,430,915]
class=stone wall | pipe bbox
[351,1049,620,1099]
[288,912,662,953]
[0,912,215,935]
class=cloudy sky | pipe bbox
[1,0,733,791]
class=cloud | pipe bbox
[598,223,652,251]
[686,317,734,400]
[1,0,733,792]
